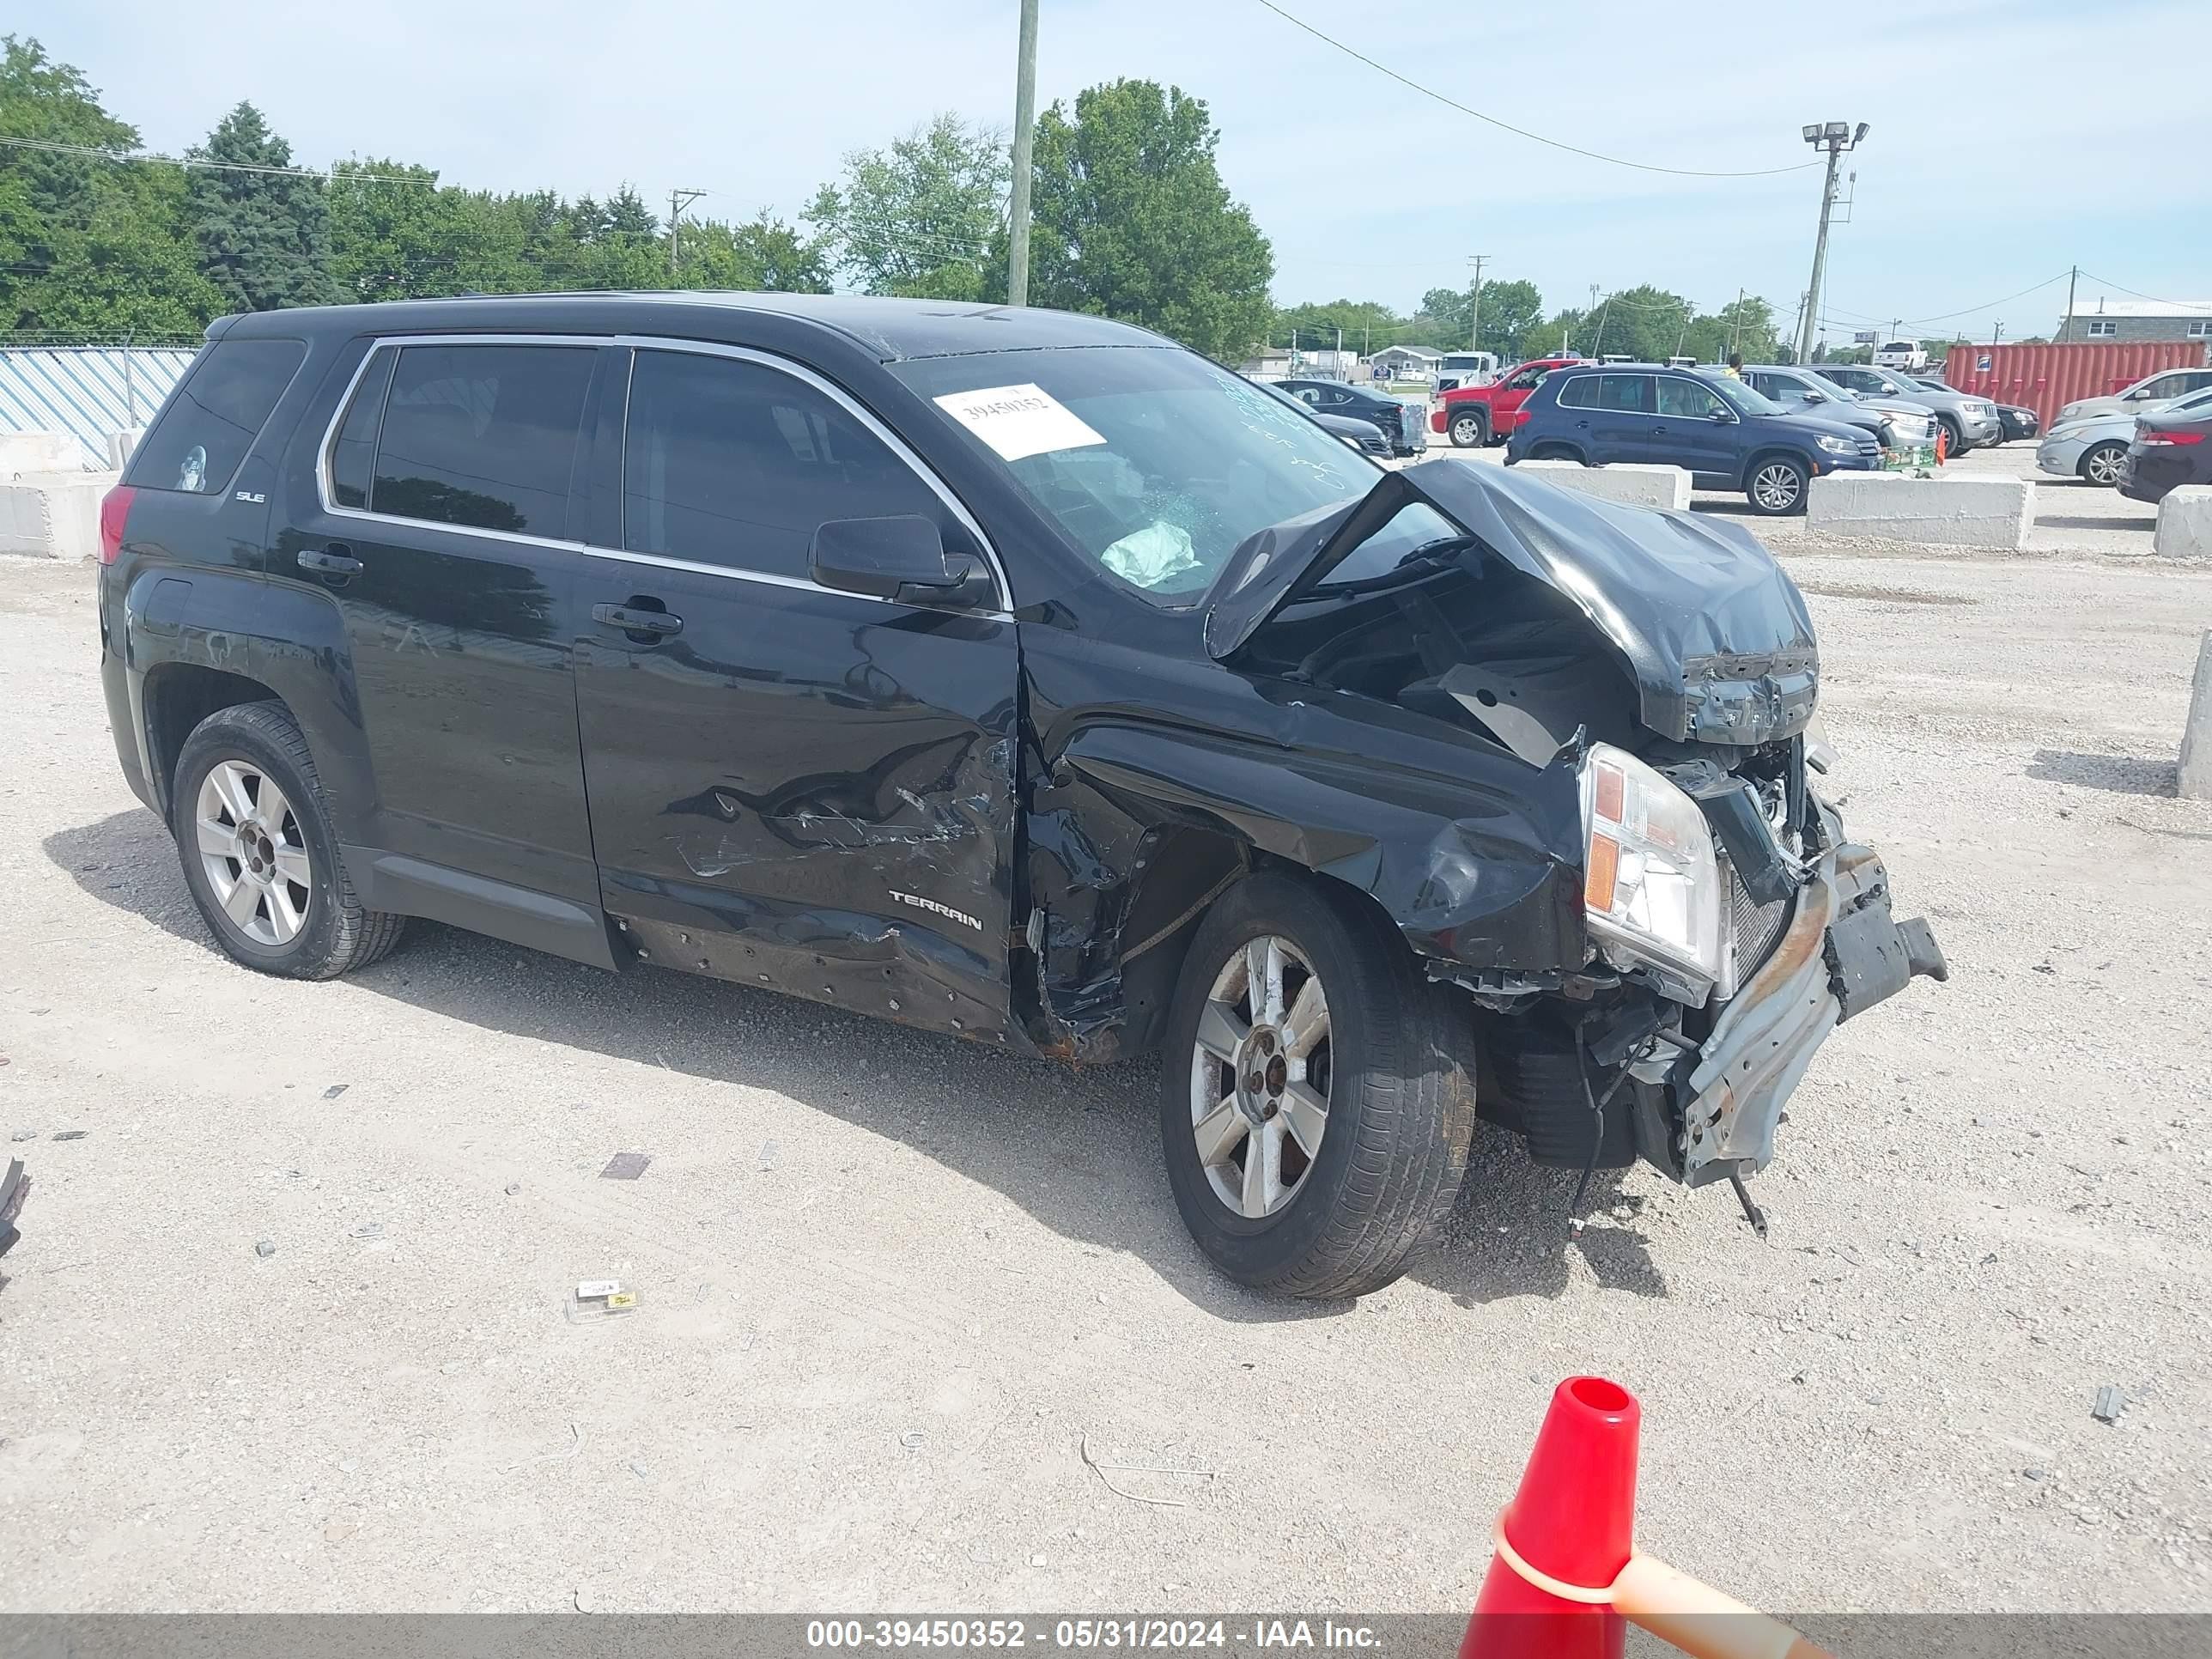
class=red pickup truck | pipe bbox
[1431,356,1592,447]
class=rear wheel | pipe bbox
[1158,873,1477,1298]
[2079,441,2126,486]
[170,702,405,980]
[1449,410,1489,448]
[1747,454,1809,515]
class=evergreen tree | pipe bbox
[187,101,341,312]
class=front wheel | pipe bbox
[170,702,406,980]
[1158,873,1477,1298]
[1747,455,1809,515]
[2079,441,2126,486]
[1449,410,1489,448]
[1936,416,1965,459]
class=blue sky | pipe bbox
[25,0,2209,345]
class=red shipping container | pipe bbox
[1942,341,2209,428]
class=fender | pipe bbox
[123,565,374,846]
[1023,708,1589,1058]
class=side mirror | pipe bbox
[811,515,981,604]
[1803,389,1829,403]
[1710,407,1736,422]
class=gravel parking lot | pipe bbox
[3,507,2209,1614]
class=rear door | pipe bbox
[570,343,1020,1041]
[286,335,605,939]
[1586,372,1655,462]
[1650,374,1737,476]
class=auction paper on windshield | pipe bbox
[933,384,1107,462]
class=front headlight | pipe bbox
[1580,744,1723,1004]
[1817,434,1856,455]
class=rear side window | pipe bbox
[621,349,942,581]
[367,343,594,536]
[1597,374,1651,413]
[1555,374,1599,410]
[327,348,397,508]
[128,337,307,495]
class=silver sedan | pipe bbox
[2040,386,2212,484]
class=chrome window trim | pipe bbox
[611,335,1012,611]
[313,331,1014,616]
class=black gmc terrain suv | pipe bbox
[97,294,1944,1296]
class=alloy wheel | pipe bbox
[1752,462,1802,512]
[2084,446,2124,486]
[195,760,313,946]
[1188,934,1331,1219]
[1451,415,1484,446]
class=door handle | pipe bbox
[298,545,362,576]
[592,602,684,639]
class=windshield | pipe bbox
[893,346,1399,604]
[1706,375,1784,416]
[1869,367,1929,397]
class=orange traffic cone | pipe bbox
[1462,1377,1834,1659]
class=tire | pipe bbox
[170,701,405,981]
[2078,441,2126,487]
[1158,872,1478,1298]
[1449,410,1489,448]
[1936,415,1965,459]
[1746,453,1809,516]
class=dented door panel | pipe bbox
[575,571,1020,1044]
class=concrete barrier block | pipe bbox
[106,428,146,469]
[2154,487,2212,561]
[0,430,82,476]
[2182,631,2212,802]
[1806,472,2034,549]
[0,471,118,560]
[1518,459,1692,511]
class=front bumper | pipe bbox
[1671,841,1945,1186]
[2037,434,2090,476]
[1961,416,2002,447]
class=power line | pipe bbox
[1249,0,1820,179]
[0,133,434,186]
[1886,272,2072,327]
[2073,271,2212,314]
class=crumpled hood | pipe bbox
[1205,459,1820,748]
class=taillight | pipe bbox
[98,484,136,565]
[2139,429,2206,447]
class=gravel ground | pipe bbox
[2,530,2209,1616]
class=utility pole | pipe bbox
[1468,254,1489,353]
[2061,264,2078,343]
[1793,120,1869,366]
[1727,286,1746,360]
[666,188,706,280]
[1005,0,1041,307]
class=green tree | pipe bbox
[807,113,1006,300]
[1273,297,1403,355]
[0,35,217,334]
[674,212,832,293]
[187,101,341,311]
[1023,80,1273,363]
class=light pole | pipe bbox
[1794,120,1868,366]
[1468,253,1489,353]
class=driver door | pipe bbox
[569,344,1021,1041]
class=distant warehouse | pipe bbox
[2057,295,2212,349]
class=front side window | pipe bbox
[894,345,1385,604]
[369,344,594,535]
[1656,378,1722,418]
[128,336,307,495]
[622,349,942,581]
[1507,365,1549,390]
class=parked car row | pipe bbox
[2038,383,2212,488]
[1504,362,1883,515]
[1277,378,1427,458]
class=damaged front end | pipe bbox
[1203,461,1948,1217]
